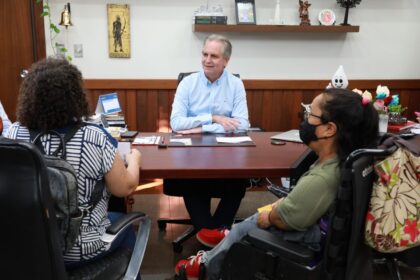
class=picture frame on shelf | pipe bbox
[235,0,256,24]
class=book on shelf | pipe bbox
[132,135,161,146]
[387,120,417,132]
[195,16,227,24]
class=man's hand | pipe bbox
[212,115,241,132]
[176,127,203,135]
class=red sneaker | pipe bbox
[196,228,230,248]
[175,250,205,280]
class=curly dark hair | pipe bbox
[320,88,379,165]
[17,58,90,131]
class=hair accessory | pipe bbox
[362,96,370,106]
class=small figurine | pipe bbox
[299,0,311,26]
[327,65,348,89]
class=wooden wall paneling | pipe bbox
[136,90,149,132]
[118,89,127,116]
[261,90,274,130]
[269,90,284,131]
[86,90,103,113]
[246,89,262,129]
[157,90,171,132]
[400,89,420,120]
[280,90,304,131]
[147,90,160,132]
[125,90,137,131]
[83,79,420,132]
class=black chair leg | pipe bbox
[158,218,193,231]
[386,257,402,280]
[172,227,197,253]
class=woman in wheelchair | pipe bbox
[175,88,379,279]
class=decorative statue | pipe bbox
[299,0,311,26]
[327,65,349,89]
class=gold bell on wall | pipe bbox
[59,3,73,28]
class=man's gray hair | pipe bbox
[204,34,232,60]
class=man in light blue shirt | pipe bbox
[0,101,12,136]
[168,34,250,248]
[170,36,249,134]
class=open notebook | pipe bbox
[270,129,302,143]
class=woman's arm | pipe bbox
[257,198,290,230]
[104,149,141,197]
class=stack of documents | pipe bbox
[132,136,161,145]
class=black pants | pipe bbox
[164,179,248,230]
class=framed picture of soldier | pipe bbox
[107,4,130,58]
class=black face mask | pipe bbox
[299,120,323,145]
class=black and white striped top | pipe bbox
[8,123,117,262]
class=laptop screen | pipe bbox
[99,93,121,115]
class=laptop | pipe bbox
[271,129,302,143]
[95,92,122,115]
[95,93,126,128]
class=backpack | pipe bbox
[365,134,420,253]
[30,123,103,253]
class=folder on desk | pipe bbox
[271,130,302,143]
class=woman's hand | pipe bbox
[257,211,271,229]
[125,148,141,167]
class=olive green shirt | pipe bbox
[276,156,340,231]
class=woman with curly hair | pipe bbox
[175,88,379,280]
[7,58,141,267]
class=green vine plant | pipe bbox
[37,0,72,61]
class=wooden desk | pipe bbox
[134,132,308,179]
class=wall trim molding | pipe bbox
[84,79,420,90]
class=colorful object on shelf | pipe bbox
[318,9,336,26]
[327,65,348,89]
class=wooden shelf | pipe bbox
[193,24,359,33]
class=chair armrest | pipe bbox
[245,228,315,265]
[100,212,151,280]
[101,212,146,243]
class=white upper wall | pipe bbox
[45,0,420,79]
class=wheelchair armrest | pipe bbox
[245,228,315,265]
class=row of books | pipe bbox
[195,16,227,24]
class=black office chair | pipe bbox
[219,146,418,280]
[158,72,245,253]
[0,137,151,280]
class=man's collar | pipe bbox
[200,69,227,86]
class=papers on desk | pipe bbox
[411,128,420,135]
[132,136,161,145]
[410,123,420,134]
[169,138,192,146]
[216,136,252,143]
[117,141,130,163]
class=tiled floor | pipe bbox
[131,187,420,280]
